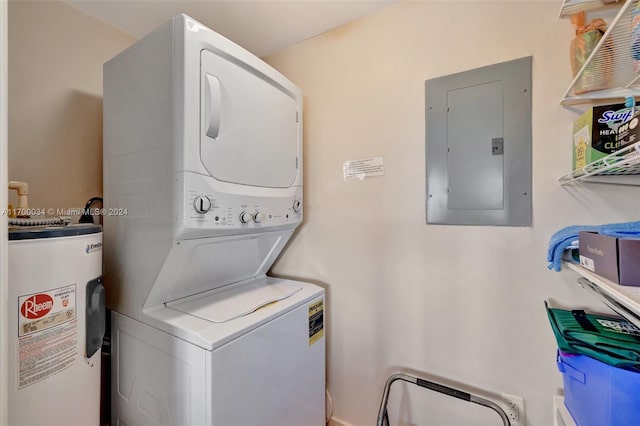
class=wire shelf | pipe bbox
[562,0,640,104]
[565,262,640,330]
[559,0,624,18]
[559,140,640,184]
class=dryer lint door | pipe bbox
[200,49,299,188]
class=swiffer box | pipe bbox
[573,103,640,170]
[579,231,640,286]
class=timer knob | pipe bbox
[193,196,211,214]
[292,199,302,213]
[239,212,252,224]
[253,212,265,223]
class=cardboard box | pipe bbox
[579,231,640,286]
[573,103,640,170]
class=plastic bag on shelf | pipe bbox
[631,3,640,72]
[570,12,610,94]
[546,302,640,371]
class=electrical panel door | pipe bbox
[425,56,532,226]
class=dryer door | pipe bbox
[200,49,299,188]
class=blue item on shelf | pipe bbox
[546,221,640,271]
[557,351,640,426]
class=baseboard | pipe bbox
[328,417,354,426]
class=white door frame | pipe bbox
[1,0,9,422]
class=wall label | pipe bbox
[343,157,384,181]
[309,299,324,346]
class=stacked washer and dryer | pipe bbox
[103,14,325,426]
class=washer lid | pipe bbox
[166,280,302,323]
[9,224,102,240]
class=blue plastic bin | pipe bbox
[557,351,640,426]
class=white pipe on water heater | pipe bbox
[8,180,29,210]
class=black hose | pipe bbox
[79,197,103,224]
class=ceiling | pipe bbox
[66,0,395,57]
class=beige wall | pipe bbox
[266,3,640,425]
[8,0,135,211]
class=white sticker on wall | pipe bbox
[343,157,384,181]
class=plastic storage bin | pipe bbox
[557,351,640,426]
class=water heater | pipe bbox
[7,224,104,426]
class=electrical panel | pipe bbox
[425,56,532,226]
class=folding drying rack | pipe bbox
[377,373,511,426]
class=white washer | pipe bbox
[103,14,325,425]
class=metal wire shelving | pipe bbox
[565,262,640,329]
[562,0,640,104]
[559,140,640,184]
[559,0,624,18]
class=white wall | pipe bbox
[266,3,640,425]
[8,0,135,211]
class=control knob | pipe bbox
[253,212,265,223]
[193,196,212,214]
[292,199,302,213]
[239,212,252,224]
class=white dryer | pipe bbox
[103,14,325,426]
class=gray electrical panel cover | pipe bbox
[425,56,532,226]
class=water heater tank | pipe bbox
[7,224,104,426]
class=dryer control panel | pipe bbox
[185,191,302,228]
[177,171,302,239]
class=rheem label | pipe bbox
[17,284,77,388]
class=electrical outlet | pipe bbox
[500,393,525,426]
